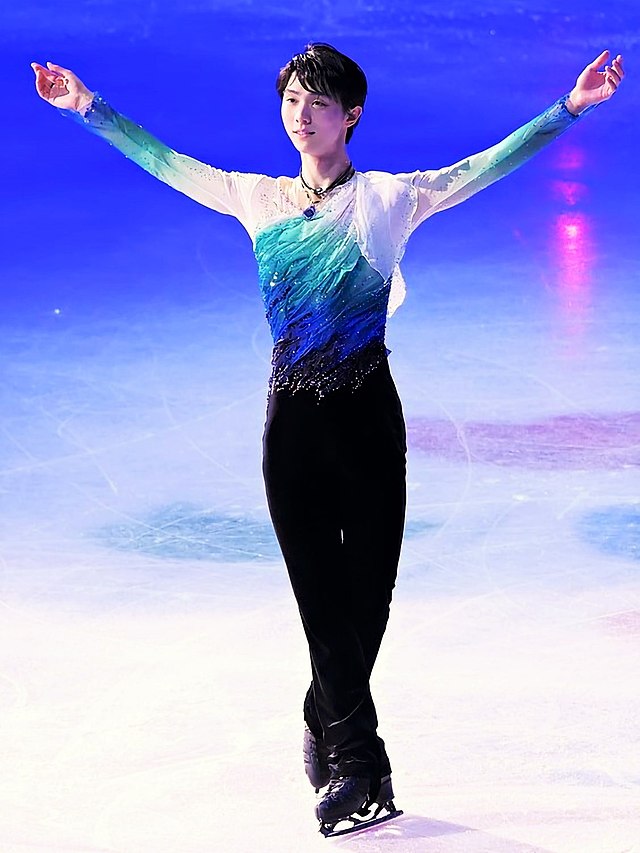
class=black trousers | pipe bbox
[262,360,407,779]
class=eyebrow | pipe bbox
[284,87,327,98]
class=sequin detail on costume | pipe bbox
[255,211,391,396]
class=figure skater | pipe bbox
[31,42,624,836]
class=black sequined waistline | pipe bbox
[268,340,390,399]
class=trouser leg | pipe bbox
[262,363,406,779]
[330,365,406,777]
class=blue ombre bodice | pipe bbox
[255,206,390,396]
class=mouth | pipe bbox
[294,130,315,137]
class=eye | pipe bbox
[313,100,328,107]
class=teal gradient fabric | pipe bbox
[256,211,389,394]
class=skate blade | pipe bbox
[319,802,403,838]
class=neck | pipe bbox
[299,149,351,190]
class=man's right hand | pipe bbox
[31,61,94,113]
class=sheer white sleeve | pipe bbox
[400,95,596,232]
[59,93,274,235]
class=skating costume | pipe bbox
[61,92,592,820]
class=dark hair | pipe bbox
[276,43,367,143]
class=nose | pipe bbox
[295,103,311,126]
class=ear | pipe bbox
[345,105,363,126]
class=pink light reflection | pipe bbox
[549,179,588,207]
[552,142,587,171]
[551,211,596,344]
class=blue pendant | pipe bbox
[302,205,316,220]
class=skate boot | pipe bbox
[315,773,403,837]
[303,725,330,791]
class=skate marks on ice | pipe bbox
[406,412,640,471]
[92,503,439,563]
[94,502,282,562]
[329,813,554,852]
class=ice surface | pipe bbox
[1,1,638,850]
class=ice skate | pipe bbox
[303,725,330,791]
[316,773,403,838]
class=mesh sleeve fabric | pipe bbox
[58,93,272,234]
[356,94,596,315]
[399,94,598,232]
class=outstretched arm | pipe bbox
[408,51,625,230]
[31,61,269,227]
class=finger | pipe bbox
[34,70,56,97]
[32,64,60,88]
[589,49,610,69]
[46,61,72,75]
[605,63,622,84]
[606,63,622,81]
[612,57,625,80]
[34,66,67,99]
[31,62,54,81]
[605,71,620,91]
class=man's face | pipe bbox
[281,74,360,155]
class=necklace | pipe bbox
[299,162,355,220]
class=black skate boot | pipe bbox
[303,725,330,791]
[316,773,402,837]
